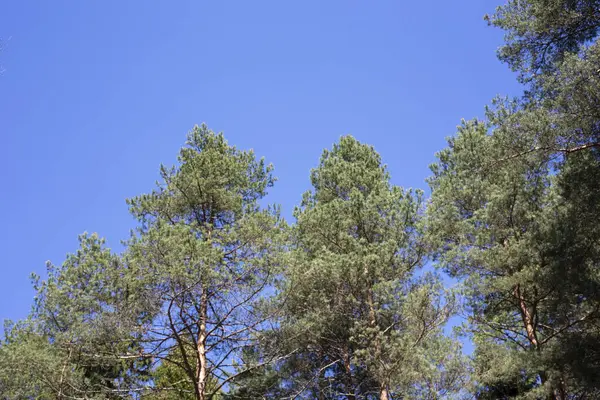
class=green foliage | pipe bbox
[125,124,285,399]
[488,0,600,80]
[4,2,600,397]
[0,233,150,398]
[427,39,600,397]
[148,348,222,400]
[245,136,468,399]
[428,5,600,395]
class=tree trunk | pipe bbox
[316,349,326,400]
[343,346,355,400]
[379,384,390,400]
[366,287,389,400]
[196,290,208,400]
[514,285,563,400]
[514,284,539,348]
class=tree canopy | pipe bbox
[2,1,600,399]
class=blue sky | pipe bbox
[0,1,520,328]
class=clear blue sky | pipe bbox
[0,1,520,327]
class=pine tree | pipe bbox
[486,0,600,81]
[427,104,600,398]
[249,136,467,399]
[0,233,150,399]
[426,1,600,397]
[126,124,285,400]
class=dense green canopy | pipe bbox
[429,1,600,398]
[2,1,600,399]
[233,136,467,399]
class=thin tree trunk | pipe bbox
[366,287,388,400]
[343,346,355,400]
[196,290,208,400]
[514,284,562,400]
[514,284,539,348]
[57,345,73,399]
[316,349,325,400]
[554,385,566,400]
[197,224,213,400]
[379,384,390,400]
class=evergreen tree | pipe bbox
[427,100,600,398]
[126,124,285,400]
[427,1,600,397]
[487,0,600,81]
[245,136,467,399]
[0,233,150,399]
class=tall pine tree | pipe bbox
[126,124,285,400]
[428,1,600,398]
[244,136,467,399]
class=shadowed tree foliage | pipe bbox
[426,2,600,398]
[427,73,600,399]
